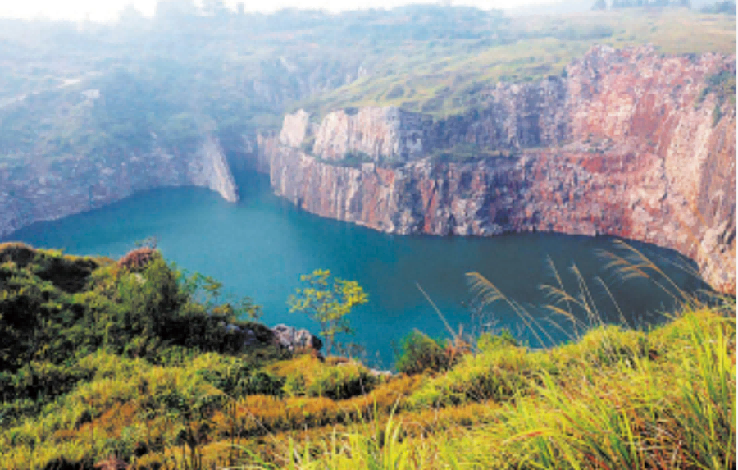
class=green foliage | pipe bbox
[407,342,551,408]
[0,287,734,468]
[285,307,735,470]
[697,70,736,110]
[476,328,518,352]
[288,269,368,355]
[0,6,734,175]
[340,151,373,167]
[316,151,374,168]
[269,355,378,400]
[0,245,269,397]
[195,354,285,397]
[395,331,456,376]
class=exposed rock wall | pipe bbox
[312,107,425,161]
[188,136,238,203]
[279,109,312,149]
[264,46,737,294]
[0,135,239,238]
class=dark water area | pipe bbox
[5,170,706,367]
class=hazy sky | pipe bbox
[0,0,552,22]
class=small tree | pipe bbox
[287,269,368,355]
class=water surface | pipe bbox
[6,171,704,367]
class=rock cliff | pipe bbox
[188,136,239,203]
[0,135,238,238]
[262,46,737,294]
[312,107,425,162]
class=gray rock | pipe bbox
[271,324,323,352]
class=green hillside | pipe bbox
[297,9,736,118]
[0,244,733,469]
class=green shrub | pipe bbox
[395,331,455,375]
[308,362,376,399]
[551,325,650,368]
[0,246,268,376]
[268,355,377,400]
[476,329,518,352]
[407,344,553,408]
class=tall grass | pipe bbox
[270,242,735,469]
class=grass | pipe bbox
[263,242,735,469]
[297,9,736,120]
[275,305,734,470]
[0,243,734,469]
[0,313,731,469]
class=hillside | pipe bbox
[296,9,736,118]
[0,244,734,469]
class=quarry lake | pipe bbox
[7,171,707,367]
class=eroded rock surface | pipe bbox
[312,107,425,162]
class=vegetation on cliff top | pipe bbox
[295,9,736,119]
[0,243,734,469]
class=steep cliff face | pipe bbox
[188,136,239,203]
[279,109,312,149]
[0,135,239,238]
[264,46,737,294]
[312,107,425,162]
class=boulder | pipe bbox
[271,324,323,352]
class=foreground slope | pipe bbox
[0,245,734,469]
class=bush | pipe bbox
[0,246,269,375]
[406,343,553,408]
[395,331,457,375]
[551,325,650,368]
[268,355,377,399]
[477,329,518,352]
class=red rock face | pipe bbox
[262,46,736,294]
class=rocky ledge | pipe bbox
[256,46,736,294]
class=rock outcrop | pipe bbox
[188,136,238,203]
[271,324,323,352]
[261,46,737,294]
[0,135,239,238]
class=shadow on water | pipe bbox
[5,169,711,367]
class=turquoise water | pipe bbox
[5,171,705,367]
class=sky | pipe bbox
[0,0,560,22]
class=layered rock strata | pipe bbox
[0,135,238,238]
[261,46,737,294]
